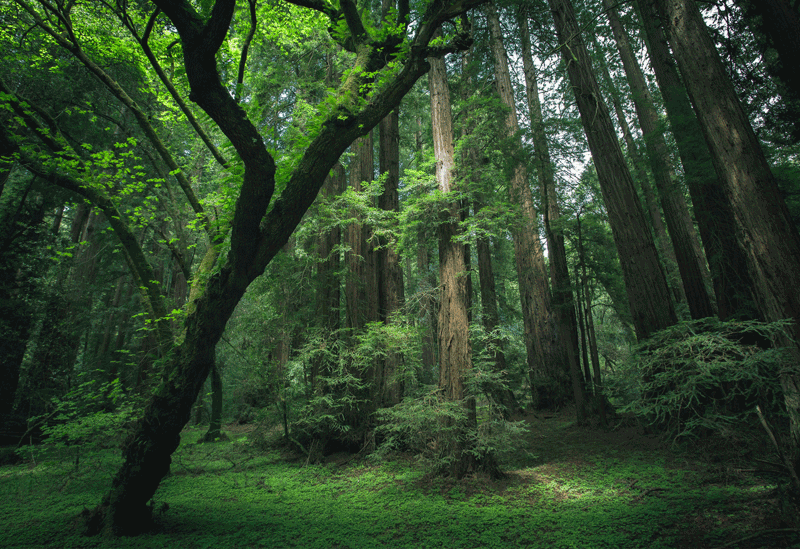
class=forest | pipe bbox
[1,0,800,546]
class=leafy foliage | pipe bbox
[19,371,140,465]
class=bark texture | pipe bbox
[636,0,757,321]
[430,51,477,479]
[518,9,585,420]
[604,0,714,319]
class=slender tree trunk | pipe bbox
[604,0,714,319]
[548,0,678,341]
[591,35,685,306]
[344,133,377,433]
[417,239,438,385]
[575,210,593,393]
[378,108,405,407]
[201,361,224,442]
[518,8,586,421]
[655,0,800,486]
[487,2,565,408]
[636,0,757,321]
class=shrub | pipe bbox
[610,317,795,441]
[18,371,140,466]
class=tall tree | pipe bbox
[547,0,678,341]
[429,46,476,478]
[487,2,566,406]
[517,8,586,421]
[635,0,758,321]
[378,108,405,406]
[654,0,800,485]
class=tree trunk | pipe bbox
[344,132,377,434]
[378,108,405,407]
[312,163,344,390]
[655,0,800,485]
[635,0,758,321]
[547,0,678,341]
[201,361,224,442]
[603,0,714,319]
[487,2,565,408]
[591,34,685,307]
[430,51,477,478]
[518,8,586,421]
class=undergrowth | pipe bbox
[2,414,796,549]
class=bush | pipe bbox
[18,371,140,466]
[374,369,527,475]
[610,317,795,441]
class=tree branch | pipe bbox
[152,0,276,271]
[235,0,258,102]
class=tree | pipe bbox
[602,0,714,320]
[653,0,800,487]
[0,0,486,535]
[429,41,477,478]
[487,2,567,407]
[635,0,758,321]
[517,6,586,420]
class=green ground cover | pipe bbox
[1,413,795,549]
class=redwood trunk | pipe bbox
[604,0,714,319]
[378,108,405,406]
[518,8,585,421]
[487,3,564,407]
[636,0,757,321]
[430,52,477,478]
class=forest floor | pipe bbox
[1,409,798,548]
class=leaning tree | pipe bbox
[2,0,487,535]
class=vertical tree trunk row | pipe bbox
[604,0,714,319]
[547,0,678,341]
[517,8,586,421]
[487,3,565,407]
[635,0,758,321]
[655,0,800,484]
